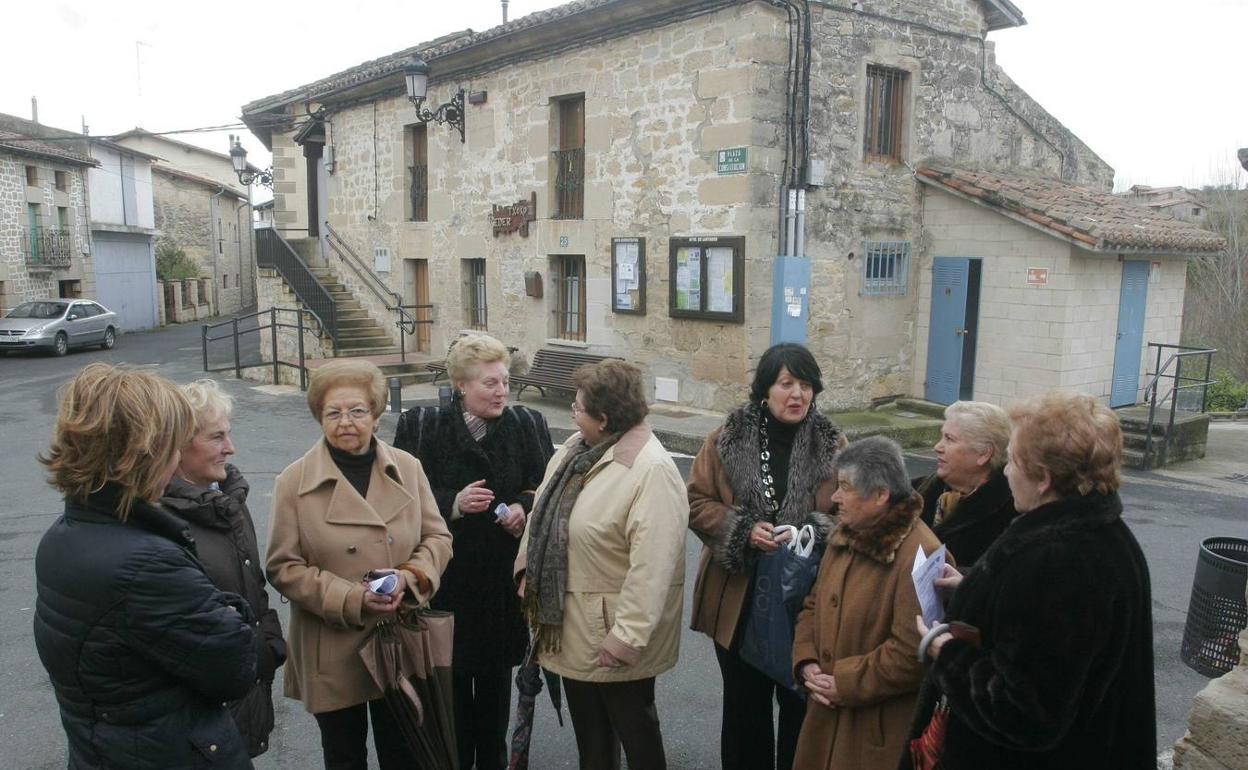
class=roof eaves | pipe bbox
[980,0,1026,31]
[152,164,248,199]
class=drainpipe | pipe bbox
[785,188,798,258]
[210,186,227,316]
[794,189,806,260]
[235,199,252,311]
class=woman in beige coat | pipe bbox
[515,360,688,770]
[791,437,941,770]
[267,360,452,770]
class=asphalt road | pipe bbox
[0,320,1244,769]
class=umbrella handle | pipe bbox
[398,676,425,726]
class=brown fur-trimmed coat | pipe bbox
[688,403,843,648]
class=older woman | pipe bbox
[791,436,941,770]
[688,343,844,770]
[394,334,553,770]
[267,359,453,770]
[908,392,1155,769]
[161,379,285,758]
[34,364,257,769]
[516,360,687,770]
[912,401,1016,567]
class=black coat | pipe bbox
[162,466,286,758]
[914,470,1017,567]
[34,485,257,770]
[394,403,554,673]
[901,492,1156,770]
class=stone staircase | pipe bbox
[304,264,401,357]
[1117,405,1211,470]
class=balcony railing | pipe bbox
[22,227,72,268]
[552,148,584,220]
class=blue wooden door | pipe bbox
[1110,260,1150,407]
[925,258,970,405]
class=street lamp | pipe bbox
[403,56,465,144]
[228,135,273,188]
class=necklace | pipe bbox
[758,406,779,517]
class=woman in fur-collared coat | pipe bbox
[688,343,845,770]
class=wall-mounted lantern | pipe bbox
[404,56,465,144]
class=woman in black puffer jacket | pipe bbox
[162,380,286,758]
[34,364,257,770]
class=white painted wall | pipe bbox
[88,144,155,229]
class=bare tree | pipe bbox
[1184,169,1248,381]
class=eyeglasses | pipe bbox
[323,407,372,423]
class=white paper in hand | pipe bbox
[911,544,948,627]
[368,573,399,595]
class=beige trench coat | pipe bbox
[515,424,687,683]
[266,438,452,714]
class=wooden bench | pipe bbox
[511,348,622,398]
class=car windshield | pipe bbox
[6,302,68,319]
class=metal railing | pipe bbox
[552,148,584,219]
[255,228,338,352]
[399,302,435,354]
[409,164,428,221]
[322,222,420,362]
[201,307,326,390]
[22,227,72,268]
[1141,342,1217,467]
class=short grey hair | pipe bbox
[944,401,1011,470]
[835,436,912,504]
[181,379,234,432]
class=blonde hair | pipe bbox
[181,379,234,432]
[447,334,509,384]
[40,363,194,520]
[945,400,1012,470]
[306,359,387,419]
[1008,392,1122,497]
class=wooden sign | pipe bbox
[1026,267,1049,286]
[492,192,537,237]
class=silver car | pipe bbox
[0,299,119,356]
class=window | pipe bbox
[57,207,69,232]
[223,274,230,289]
[463,259,487,330]
[54,170,68,192]
[864,66,907,161]
[668,236,745,322]
[57,280,82,299]
[551,254,586,341]
[408,125,428,222]
[860,241,910,296]
[25,166,38,186]
[553,95,585,220]
[611,238,646,314]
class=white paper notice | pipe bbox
[911,544,948,627]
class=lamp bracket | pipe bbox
[409,88,466,144]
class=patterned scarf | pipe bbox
[523,433,619,653]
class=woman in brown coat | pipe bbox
[688,343,843,770]
[792,436,941,770]
[266,360,453,770]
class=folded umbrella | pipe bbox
[507,640,564,770]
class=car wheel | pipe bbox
[102,327,116,350]
[54,332,69,357]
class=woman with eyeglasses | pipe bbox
[394,334,554,770]
[266,359,452,770]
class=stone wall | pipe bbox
[151,170,250,316]
[0,153,93,306]
[260,0,1114,410]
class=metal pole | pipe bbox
[1202,351,1212,413]
[201,324,209,372]
[785,188,797,258]
[1164,356,1183,466]
[399,313,406,365]
[389,377,402,414]
[297,310,307,391]
[794,189,806,258]
[232,318,241,379]
[271,307,279,385]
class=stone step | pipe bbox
[337,345,402,358]
[336,318,380,330]
[335,310,370,321]
[889,398,947,419]
[337,328,391,340]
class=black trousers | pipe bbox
[715,644,804,770]
[563,676,666,770]
[453,668,513,770]
[313,697,416,770]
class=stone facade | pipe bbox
[0,152,93,313]
[246,0,1116,410]
[151,168,251,316]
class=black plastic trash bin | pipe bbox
[1180,537,1248,677]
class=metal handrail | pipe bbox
[201,307,325,390]
[322,222,419,361]
[1141,342,1217,467]
[255,228,338,354]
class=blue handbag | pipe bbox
[738,525,822,692]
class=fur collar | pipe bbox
[829,491,924,564]
[716,402,841,528]
[982,491,1123,569]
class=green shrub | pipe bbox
[156,244,200,281]
[1206,372,1248,412]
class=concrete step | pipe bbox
[890,398,947,419]
[338,328,391,340]
[336,318,380,329]
[335,310,370,321]
[337,345,402,357]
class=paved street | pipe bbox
[0,321,1245,769]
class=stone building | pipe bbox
[114,130,257,315]
[241,0,1222,411]
[0,128,95,314]
[1121,185,1208,225]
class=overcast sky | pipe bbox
[3,0,1244,192]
